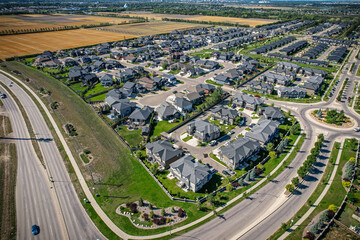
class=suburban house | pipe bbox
[169,155,213,192]
[219,137,261,170]
[128,106,154,125]
[196,84,216,96]
[302,82,321,95]
[156,101,180,121]
[187,119,220,143]
[247,81,274,95]
[146,140,183,169]
[112,99,136,118]
[300,67,328,78]
[277,86,307,99]
[260,72,291,86]
[114,69,137,82]
[233,93,264,111]
[213,75,232,85]
[211,107,240,125]
[105,89,123,105]
[276,61,301,73]
[185,92,202,105]
[245,119,280,145]
[100,74,113,87]
[258,107,285,123]
[173,97,193,113]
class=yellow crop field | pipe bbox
[103,12,277,27]
[0,14,131,32]
[100,21,206,36]
[0,29,136,60]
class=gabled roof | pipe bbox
[174,97,192,109]
[233,93,264,105]
[260,107,285,120]
[146,140,182,163]
[129,106,154,121]
[221,137,260,164]
[156,101,179,119]
[170,155,212,186]
[245,119,280,143]
[212,107,239,119]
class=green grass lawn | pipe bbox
[116,126,144,148]
[85,83,113,97]
[205,79,223,87]
[80,153,89,164]
[183,135,193,142]
[69,82,87,93]
[284,139,358,240]
[89,93,107,102]
[338,205,359,227]
[152,120,182,137]
[189,49,215,58]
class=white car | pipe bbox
[354,127,360,132]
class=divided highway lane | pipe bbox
[0,85,64,240]
[0,74,104,240]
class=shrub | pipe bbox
[171,207,175,213]
[328,204,337,213]
[309,224,318,234]
[83,149,91,154]
[319,211,329,222]
[150,210,154,218]
[342,181,351,188]
[238,178,245,186]
[161,208,165,216]
[149,204,153,210]
[349,157,356,163]
[327,210,335,219]
[139,198,144,207]
[303,231,316,240]
[232,181,240,187]
[178,208,185,217]
[226,184,234,192]
[143,213,149,221]
[166,217,172,224]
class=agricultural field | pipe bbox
[99,21,207,36]
[0,14,133,32]
[0,29,137,60]
[101,11,277,27]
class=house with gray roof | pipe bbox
[196,84,216,95]
[258,107,285,123]
[219,137,261,170]
[247,81,274,95]
[245,119,280,145]
[211,107,239,125]
[233,93,264,111]
[156,101,180,121]
[112,100,135,118]
[100,74,113,87]
[173,97,193,113]
[185,92,202,104]
[146,140,183,169]
[260,72,291,86]
[169,155,213,192]
[276,61,301,73]
[128,106,154,125]
[213,75,233,85]
[277,86,306,99]
[187,119,220,143]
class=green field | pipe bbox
[152,120,182,137]
[116,126,144,148]
[85,83,112,97]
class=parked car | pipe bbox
[354,127,360,132]
[1,94,6,99]
[209,140,217,146]
[32,225,40,235]
[228,130,235,135]
[222,170,230,176]
[226,168,235,175]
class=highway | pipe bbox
[0,74,104,240]
[0,84,64,240]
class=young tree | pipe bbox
[208,193,215,205]
[266,142,274,152]
[249,168,256,180]
[269,151,277,160]
[245,172,251,182]
[226,184,234,192]
[238,178,244,186]
[161,208,166,216]
[286,184,295,193]
[196,201,202,211]
[328,204,337,213]
[291,177,300,186]
[150,210,154,218]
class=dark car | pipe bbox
[1,94,6,99]
[32,225,40,235]
[222,170,230,176]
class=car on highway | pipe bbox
[32,225,40,235]
[354,127,360,132]
[1,94,6,99]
